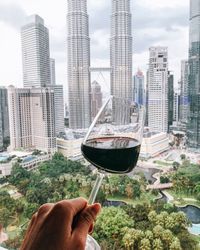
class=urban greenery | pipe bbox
[0,153,199,249]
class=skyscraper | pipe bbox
[148,47,168,132]
[187,0,200,148]
[0,87,10,150]
[133,70,145,105]
[168,71,174,130]
[21,15,64,136]
[110,0,132,100]
[8,86,56,153]
[91,81,103,119]
[67,0,91,129]
[21,15,51,88]
[180,60,189,127]
[53,85,64,135]
[50,58,56,85]
[173,91,180,125]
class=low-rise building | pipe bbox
[57,138,83,161]
[0,152,51,177]
[140,131,170,159]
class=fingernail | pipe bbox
[91,203,101,214]
[89,224,94,233]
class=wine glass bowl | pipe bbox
[81,96,145,174]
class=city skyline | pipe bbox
[0,0,189,98]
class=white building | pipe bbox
[21,15,51,88]
[110,0,132,101]
[50,58,56,85]
[0,153,52,177]
[67,0,91,129]
[148,47,168,132]
[57,137,82,160]
[8,86,57,153]
[140,131,170,159]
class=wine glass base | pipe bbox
[85,234,101,250]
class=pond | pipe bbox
[103,200,126,207]
[0,154,9,162]
[178,205,200,224]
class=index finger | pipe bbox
[68,198,88,217]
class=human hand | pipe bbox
[20,198,101,250]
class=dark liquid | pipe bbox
[81,137,141,174]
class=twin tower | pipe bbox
[67,0,132,129]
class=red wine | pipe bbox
[81,137,141,173]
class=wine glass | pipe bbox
[81,95,145,204]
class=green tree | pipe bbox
[169,238,182,250]
[24,203,39,219]
[180,154,186,160]
[139,238,151,250]
[0,208,12,228]
[153,238,163,250]
[94,207,134,247]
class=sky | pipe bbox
[0,0,190,100]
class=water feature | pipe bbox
[160,192,200,234]
[23,155,36,163]
[178,205,200,224]
[103,200,126,207]
[0,154,9,162]
[188,224,200,235]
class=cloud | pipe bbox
[133,4,189,31]
[0,3,26,29]
[91,29,110,60]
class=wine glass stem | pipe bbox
[88,171,105,205]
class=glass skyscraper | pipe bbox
[67,0,91,129]
[110,0,132,100]
[21,15,51,88]
[187,0,200,148]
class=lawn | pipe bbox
[167,190,200,207]
[154,160,172,167]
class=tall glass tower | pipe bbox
[21,15,51,88]
[110,0,132,100]
[187,0,200,148]
[67,0,91,129]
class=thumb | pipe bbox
[72,203,101,239]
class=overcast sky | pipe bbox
[0,0,189,97]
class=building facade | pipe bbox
[8,86,56,153]
[110,0,132,100]
[0,88,10,150]
[67,0,91,129]
[180,60,189,127]
[187,0,200,149]
[91,81,103,119]
[50,58,56,85]
[133,69,145,105]
[168,71,174,130]
[140,131,170,159]
[21,15,51,88]
[148,47,168,132]
[173,91,180,124]
[53,85,64,135]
